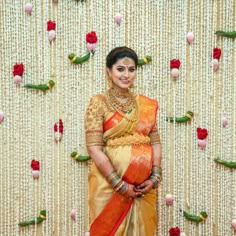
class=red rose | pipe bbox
[13,63,24,76]
[169,227,181,236]
[54,119,64,133]
[213,48,221,59]
[31,160,40,170]
[197,127,208,140]
[170,59,181,69]
[47,20,56,31]
[86,31,98,44]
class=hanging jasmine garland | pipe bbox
[19,210,46,227]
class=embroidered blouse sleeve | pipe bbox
[149,101,161,145]
[85,95,104,146]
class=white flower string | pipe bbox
[0,1,6,231]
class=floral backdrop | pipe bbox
[0,0,236,235]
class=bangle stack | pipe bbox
[149,165,162,188]
[106,171,128,194]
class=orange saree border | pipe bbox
[103,112,123,132]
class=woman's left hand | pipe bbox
[134,180,154,194]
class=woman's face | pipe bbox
[107,57,137,90]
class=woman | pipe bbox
[85,46,162,236]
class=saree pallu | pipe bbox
[89,95,158,236]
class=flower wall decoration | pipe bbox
[54,119,64,142]
[138,55,152,66]
[47,20,56,41]
[71,151,91,162]
[214,157,236,168]
[215,30,236,38]
[222,116,228,128]
[24,79,55,91]
[169,227,180,236]
[0,111,4,124]
[25,3,33,15]
[86,31,98,53]
[165,193,174,205]
[13,63,24,85]
[196,127,208,150]
[68,31,98,65]
[232,219,236,230]
[115,14,122,25]
[186,32,194,44]
[183,210,208,223]
[170,59,181,79]
[166,111,193,123]
[31,159,40,179]
[212,47,221,72]
[70,209,77,221]
[19,210,46,226]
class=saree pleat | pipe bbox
[88,95,158,236]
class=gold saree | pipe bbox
[85,93,160,236]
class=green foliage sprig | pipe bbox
[24,80,55,91]
[68,53,90,65]
[166,111,193,123]
[182,210,207,223]
[138,56,152,66]
[215,31,236,38]
[71,151,91,162]
[214,157,236,169]
[19,210,46,227]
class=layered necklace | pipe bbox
[106,87,138,122]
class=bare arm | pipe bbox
[152,143,162,166]
[87,145,114,177]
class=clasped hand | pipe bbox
[123,180,154,199]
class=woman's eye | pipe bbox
[129,68,135,72]
[117,68,124,72]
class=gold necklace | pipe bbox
[107,88,135,113]
[110,87,131,99]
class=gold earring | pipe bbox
[129,83,134,88]
[107,76,112,88]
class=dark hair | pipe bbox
[106,46,138,69]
